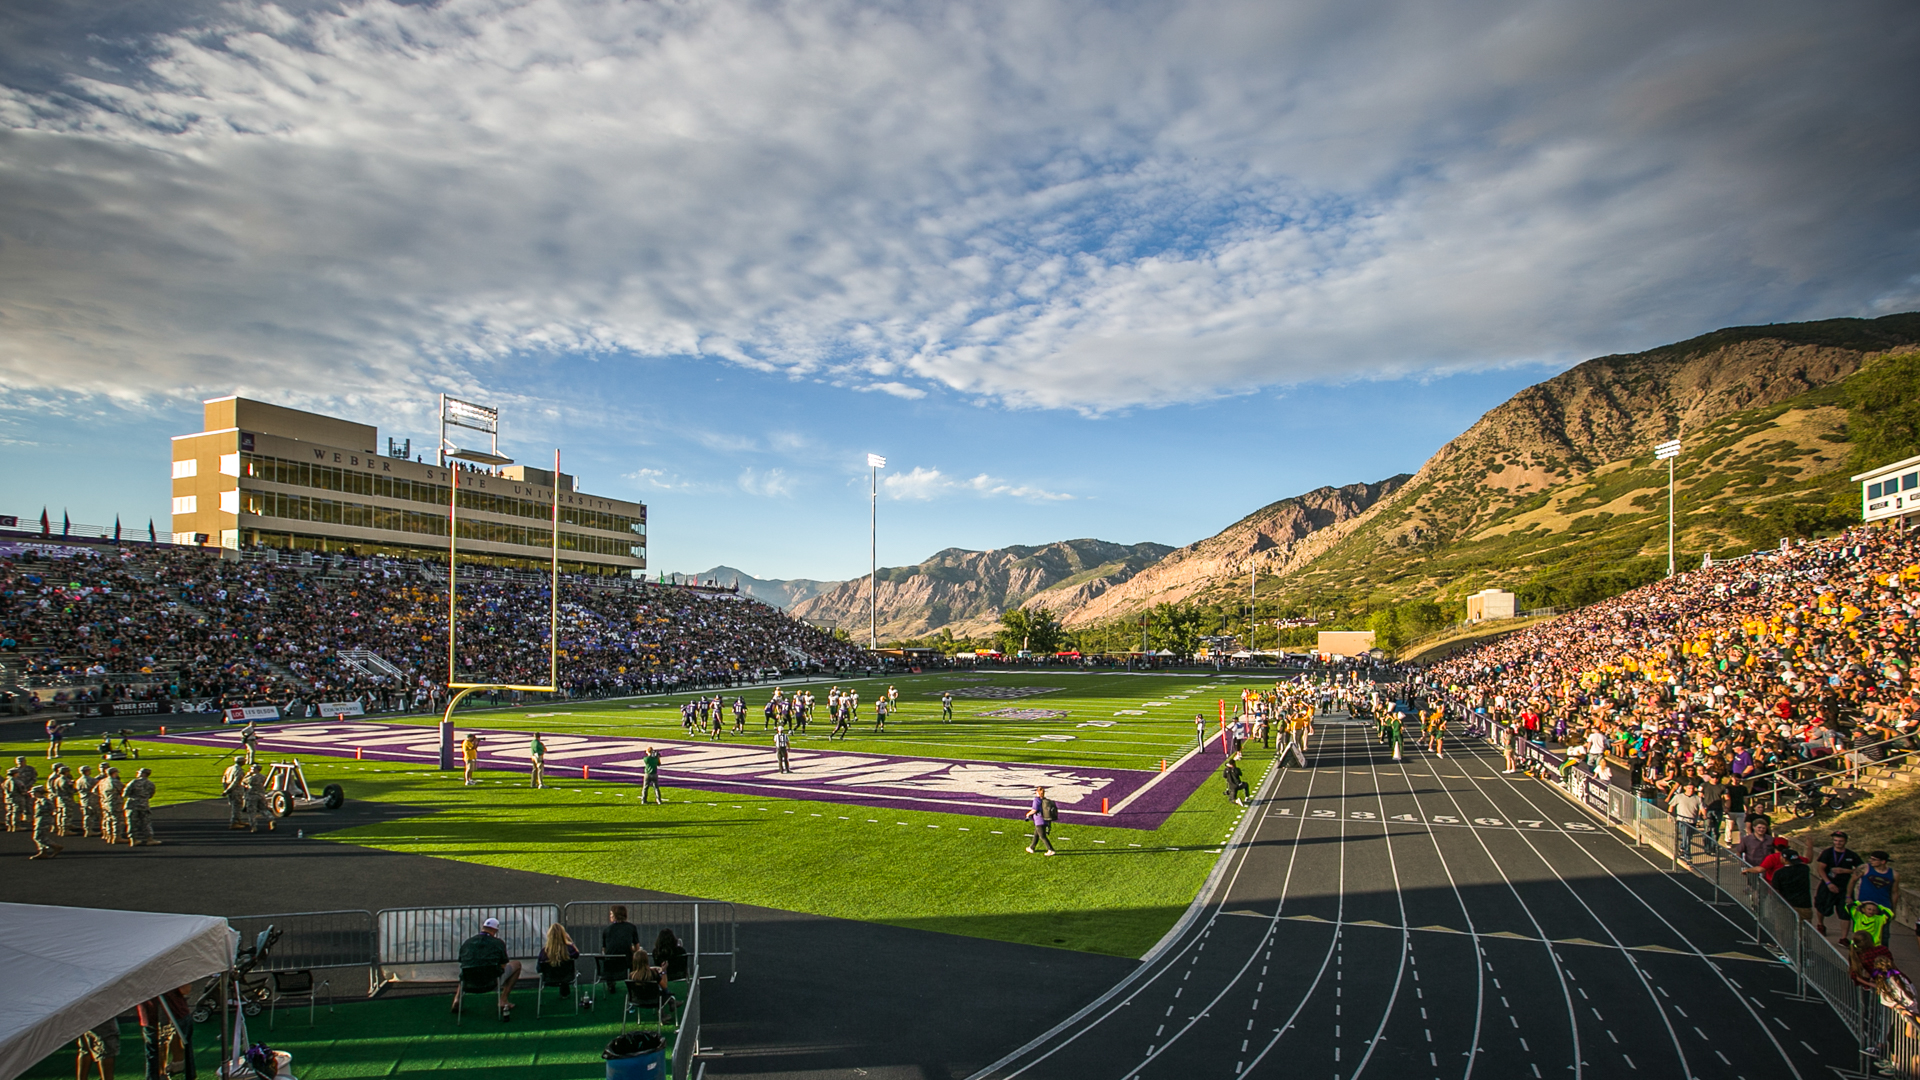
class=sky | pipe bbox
[1,1,1916,581]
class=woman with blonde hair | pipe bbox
[536,923,579,1002]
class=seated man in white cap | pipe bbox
[452,917,523,1020]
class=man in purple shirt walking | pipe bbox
[1025,786,1056,856]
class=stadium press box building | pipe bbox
[170,396,646,574]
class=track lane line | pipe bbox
[1463,739,1814,1080]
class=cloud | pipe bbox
[737,467,794,498]
[624,467,693,491]
[856,382,928,400]
[883,466,1071,502]
[0,0,1915,418]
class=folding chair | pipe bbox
[268,970,331,1028]
[621,979,679,1033]
[453,968,509,1026]
[535,957,583,1017]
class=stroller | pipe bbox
[190,926,282,1023]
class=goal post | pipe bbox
[441,437,562,748]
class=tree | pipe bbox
[1147,603,1208,660]
[1849,352,1920,469]
[998,606,1064,654]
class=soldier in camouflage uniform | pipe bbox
[27,784,62,859]
[78,765,102,838]
[124,767,159,846]
[243,764,275,832]
[98,767,125,845]
[223,759,248,829]
[52,764,82,836]
[7,756,36,832]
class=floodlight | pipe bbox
[1654,439,1682,460]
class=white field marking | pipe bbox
[1114,710,1149,716]
[1411,749,1592,1080]
[977,711,1309,1080]
[1466,739,1812,1080]
[1376,726,1496,1078]
[1344,714,1415,1080]
[1105,743,1206,817]
[1121,718,1344,1076]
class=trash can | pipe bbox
[604,1031,666,1080]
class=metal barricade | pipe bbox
[673,958,702,1080]
[375,903,560,983]
[563,900,739,982]
[1794,916,1867,1037]
[228,910,377,982]
[1632,798,1678,863]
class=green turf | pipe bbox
[5,672,1284,957]
[16,991,678,1080]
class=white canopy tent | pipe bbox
[0,903,237,1080]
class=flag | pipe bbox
[61,511,70,536]
[114,516,122,542]
[148,519,157,543]
[867,453,886,468]
[40,508,49,535]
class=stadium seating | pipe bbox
[1431,525,1920,815]
[0,546,866,713]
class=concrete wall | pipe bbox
[1316,630,1376,658]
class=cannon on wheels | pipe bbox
[265,760,345,817]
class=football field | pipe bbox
[11,670,1286,956]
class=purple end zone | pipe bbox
[156,721,1229,830]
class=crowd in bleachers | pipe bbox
[1430,524,1920,815]
[0,546,867,712]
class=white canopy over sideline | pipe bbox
[0,903,237,1080]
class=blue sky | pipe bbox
[2,1,1916,581]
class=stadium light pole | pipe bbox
[868,453,886,651]
[1656,438,1682,577]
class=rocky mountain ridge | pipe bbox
[787,538,1173,640]
[672,565,841,609]
[1046,477,1410,626]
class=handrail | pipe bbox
[1732,729,1914,791]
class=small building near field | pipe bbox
[1465,588,1517,623]
[1316,630,1376,658]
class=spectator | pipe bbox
[1771,845,1817,924]
[1669,783,1705,858]
[452,917,522,1022]
[1814,831,1865,938]
[1428,526,1920,822]
[1852,900,1893,947]
[1854,851,1901,913]
[600,905,641,990]
[135,986,192,1080]
[626,946,668,995]
[537,922,579,1001]
[1736,817,1776,867]
[73,1016,119,1080]
[651,928,688,982]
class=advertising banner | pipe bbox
[77,700,173,719]
[225,705,282,723]
[317,701,365,718]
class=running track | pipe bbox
[972,719,1856,1080]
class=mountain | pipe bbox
[787,539,1175,640]
[675,565,842,609]
[1077,312,1920,625]
[1048,478,1411,626]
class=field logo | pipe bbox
[933,686,1064,699]
[978,708,1069,720]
